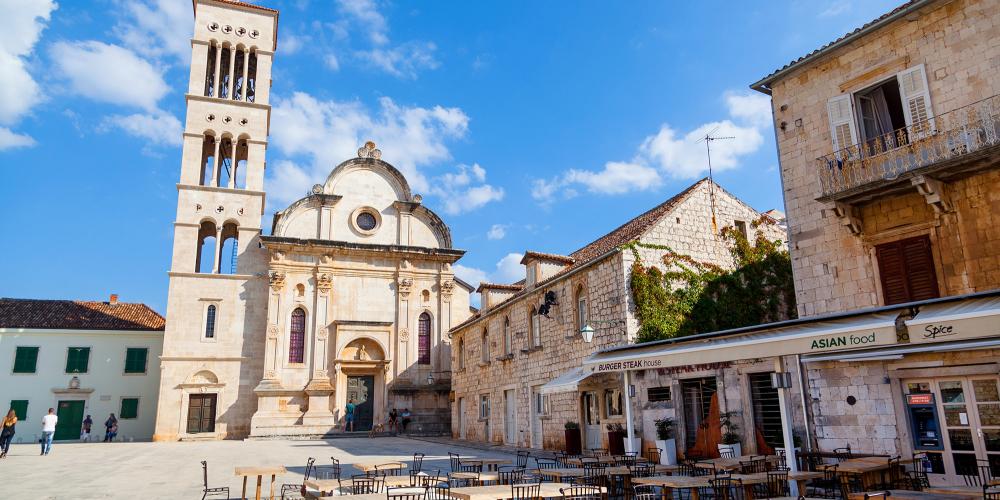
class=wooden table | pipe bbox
[234,465,286,500]
[538,468,586,479]
[735,471,824,495]
[565,456,649,466]
[475,458,513,471]
[449,471,501,484]
[694,455,779,472]
[313,494,384,500]
[449,482,602,500]
[848,489,981,499]
[633,475,714,500]
[829,458,892,490]
[353,461,408,473]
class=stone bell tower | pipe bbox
[153,0,278,441]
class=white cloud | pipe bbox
[453,264,488,291]
[336,0,389,45]
[532,89,771,204]
[282,32,307,55]
[428,163,504,215]
[324,53,340,71]
[0,0,57,146]
[819,1,851,18]
[357,42,439,79]
[115,0,193,64]
[0,126,36,150]
[101,113,182,146]
[268,92,473,210]
[487,224,507,240]
[454,252,526,308]
[51,41,170,112]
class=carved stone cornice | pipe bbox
[269,271,286,291]
[398,276,413,298]
[316,273,333,294]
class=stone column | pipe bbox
[227,140,238,188]
[213,225,223,273]
[261,270,284,386]
[241,49,250,101]
[396,273,413,379]
[213,43,223,97]
[227,45,237,99]
[303,272,335,426]
[439,276,454,370]
[210,136,221,187]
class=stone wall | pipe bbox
[765,0,1000,317]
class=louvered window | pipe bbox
[749,372,785,448]
[875,235,940,305]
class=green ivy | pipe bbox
[626,217,796,343]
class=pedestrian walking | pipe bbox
[401,408,411,433]
[344,399,356,432]
[40,408,57,456]
[81,415,93,442]
[103,413,118,442]
[1,408,17,458]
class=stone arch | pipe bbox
[340,338,386,361]
[323,157,414,201]
[188,369,219,385]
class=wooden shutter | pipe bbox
[827,94,859,152]
[897,64,935,138]
[125,348,148,374]
[876,235,940,305]
[13,346,38,373]
[10,400,28,420]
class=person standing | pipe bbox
[81,415,93,442]
[344,399,356,432]
[103,413,118,442]
[40,408,57,456]
[388,408,399,433]
[0,408,17,458]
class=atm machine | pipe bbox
[905,392,945,474]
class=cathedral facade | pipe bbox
[153,0,470,441]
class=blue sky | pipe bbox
[0,0,901,312]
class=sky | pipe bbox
[0,0,902,313]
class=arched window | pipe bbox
[218,44,231,99]
[530,307,541,348]
[204,305,217,339]
[576,285,588,331]
[204,42,217,97]
[246,50,258,102]
[196,221,218,273]
[218,222,239,274]
[481,328,489,363]
[233,46,245,101]
[421,290,430,303]
[418,312,431,365]
[458,338,465,370]
[289,308,306,363]
[233,138,248,189]
[503,317,512,355]
[200,134,216,186]
[217,137,234,188]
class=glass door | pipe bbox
[938,380,978,479]
[970,378,1000,476]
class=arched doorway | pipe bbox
[338,339,386,431]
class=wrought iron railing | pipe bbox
[817,94,1000,198]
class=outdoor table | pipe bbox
[734,471,824,495]
[448,482,603,500]
[827,458,892,490]
[234,465,286,500]
[538,468,586,480]
[920,486,985,498]
[313,494,385,500]
[353,461,408,474]
[848,489,981,499]
[694,454,778,472]
[633,475,715,500]
[564,456,649,467]
[449,471,501,485]
[474,458,513,471]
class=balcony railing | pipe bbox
[817,94,1000,199]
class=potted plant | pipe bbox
[653,418,677,465]
[606,423,626,455]
[564,421,582,455]
[718,411,742,457]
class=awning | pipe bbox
[584,312,900,373]
[905,295,1000,345]
[802,337,1000,363]
[538,367,594,394]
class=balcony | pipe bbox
[817,94,1000,202]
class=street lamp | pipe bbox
[426,370,451,385]
[580,325,595,343]
[579,319,626,343]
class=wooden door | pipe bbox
[582,392,602,450]
[504,389,516,444]
[458,397,466,439]
[54,400,85,440]
[531,387,544,449]
[186,393,217,434]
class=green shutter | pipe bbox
[120,398,139,419]
[66,347,91,373]
[124,348,148,374]
[9,400,28,420]
[13,347,39,373]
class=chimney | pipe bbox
[109,294,119,306]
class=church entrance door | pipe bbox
[347,375,375,431]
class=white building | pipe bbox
[0,296,164,442]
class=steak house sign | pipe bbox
[589,325,897,373]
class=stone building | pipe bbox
[0,296,164,442]
[582,0,1000,488]
[449,179,784,451]
[153,0,470,441]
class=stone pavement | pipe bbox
[0,436,521,499]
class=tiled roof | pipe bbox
[0,298,165,331]
[520,251,575,265]
[751,0,929,91]
[476,283,524,293]
[196,0,279,14]
[451,179,711,332]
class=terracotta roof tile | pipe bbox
[0,298,165,331]
[520,251,575,265]
[475,283,524,293]
[196,0,279,14]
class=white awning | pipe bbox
[584,312,900,373]
[802,337,1000,362]
[538,367,594,394]
[905,296,1000,345]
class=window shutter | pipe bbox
[876,242,909,305]
[10,400,28,420]
[13,347,38,373]
[876,235,939,305]
[827,94,859,153]
[897,64,935,138]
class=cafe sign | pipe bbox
[905,296,1000,345]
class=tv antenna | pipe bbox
[696,127,734,234]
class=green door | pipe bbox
[54,400,85,440]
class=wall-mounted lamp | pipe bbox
[578,319,627,343]
[426,370,451,385]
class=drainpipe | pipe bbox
[623,370,636,454]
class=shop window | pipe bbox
[681,377,718,449]
[605,389,623,417]
[13,346,39,373]
[647,386,672,403]
[120,398,139,419]
[9,400,28,420]
[876,235,939,305]
[65,347,91,374]
[124,348,148,374]
[749,372,785,449]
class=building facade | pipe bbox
[0,297,164,442]
[449,179,785,451]
[153,0,470,441]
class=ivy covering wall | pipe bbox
[627,218,796,343]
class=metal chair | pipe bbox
[764,468,789,498]
[559,484,603,500]
[985,483,1000,500]
[350,474,384,494]
[449,452,463,472]
[280,457,314,500]
[645,447,661,465]
[516,450,531,468]
[200,461,230,500]
[632,484,659,500]
[833,446,852,461]
[427,482,451,500]
[376,463,404,476]
[316,457,341,480]
[413,453,426,473]
[512,481,542,500]
[709,476,744,500]
[960,459,994,487]
[718,446,736,458]
[589,448,609,457]
[629,463,655,478]
[386,486,427,500]
[581,463,608,489]
[739,458,767,474]
[675,461,700,477]
[910,452,931,490]
[498,466,526,485]
[458,460,483,473]
[807,464,840,499]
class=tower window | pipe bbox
[233,47,245,101]
[218,223,238,275]
[218,45,231,99]
[418,312,431,365]
[246,50,257,103]
[204,42,217,97]
[289,308,306,363]
[196,221,218,273]
[205,305,217,339]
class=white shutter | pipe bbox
[827,94,859,153]
[897,64,935,138]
